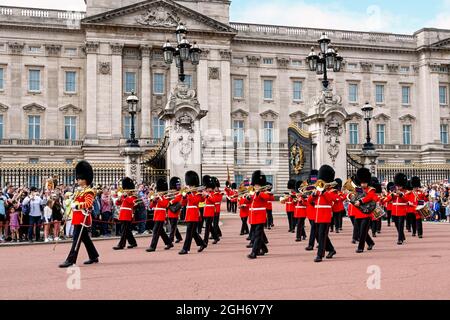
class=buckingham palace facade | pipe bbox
[1,0,450,188]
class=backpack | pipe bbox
[22,202,30,215]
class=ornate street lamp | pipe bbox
[163,23,202,82]
[306,32,343,89]
[126,91,139,148]
[361,102,375,151]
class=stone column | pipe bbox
[85,42,99,142]
[197,51,209,130]
[359,149,379,177]
[140,45,151,139]
[121,147,145,184]
[110,43,124,139]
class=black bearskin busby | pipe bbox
[411,176,421,189]
[295,180,303,192]
[371,177,382,194]
[334,178,343,191]
[122,177,135,190]
[213,177,220,188]
[287,179,296,190]
[202,175,215,189]
[225,181,230,188]
[156,178,168,192]
[75,160,94,186]
[170,177,181,190]
[406,180,413,191]
[308,170,319,184]
[394,173,408,188]
[185,171,200,187]
[357,168,372,184]
[318,165,335,183]
[387,182,395,192]
[251,170,267,186]
[231,182,237,189]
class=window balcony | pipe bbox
[0,139,83,147]
[347,144,421,151]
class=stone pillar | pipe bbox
[160,82,208,183]
[359,149,379,177]
[140,45,151,139]
[85,42,99,142]
[110,43,123,139]
[304,89,349,180]
[121,147,145,184]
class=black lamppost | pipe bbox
[362,102,375,151]
[162,23,202,82]
[126,91,139,147]
[306,33,343,90]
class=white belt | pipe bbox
[154,208,166,211]
[315,205,332,209]
[251,208,267,211]
[393,203,407,206]
[296,206,306,209]
[121,207,132,211]
[186,206,198,209]
[215,203,221,205]
[205,205,215,207]
[285,202,293,204]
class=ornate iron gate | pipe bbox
[288,124,313,182]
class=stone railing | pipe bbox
[0,139,83,147]
[233,142,289,149]
[0,5,85,20]
[347,144,422,151]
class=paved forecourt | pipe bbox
[1,212,450,300]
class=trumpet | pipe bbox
[234,185,272,199]
[314,180,338,192]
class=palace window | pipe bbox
[29,46,41,53]
[293,81,303,101]
[0,115,3,140]
[349,84,358,103]
[291,60,302,66]
[0,67,4,90]
[440,86,448,105]
[123,116,131,139]
[153,73,165,94]
[65,48,77,56]
[375,84,385,104]
[263,58,273,65]
[152,116,165,139]
[64,116,76,141]
[376,124,385,145]
[403,125,412,145]
[28,115,40,140]
[183,75,193,89]
[232,57,244,64]
[233,120,244,143]
[28,69,41,92]
[65,71,76,93]
[441,124,449,144]
[263,80,273,100]
[125,72,136,93]
[233,79,244,99]
[234,174,244,186]
[266,175,274,188]
[400,66,410,73]
[375,65,384,71]
[349,123,359,144]
[264,121,274,143]
[402,86,411,105]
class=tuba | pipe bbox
[343,179,376,214]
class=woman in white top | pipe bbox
[43,199,53,242]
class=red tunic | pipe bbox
[204,192,221,218]
[230,190,238,203]
[306,200,315,221]
[116,195,137,221]
[168,193,182,219]
[331,190,345,213]
[239,197,250,218]
[282,192,296,213]
[354,187,379,220]
[406,191,416,214]
[294,197,307,218]
[184,192,204,222]
[412,190,428,220]
[72,188,94,226]
[308,190,339,224]
[385,191,408,217]
[249,191,275,225]
[150,196,169,222]
[214,191,223,216]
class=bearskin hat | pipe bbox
[371,177,382,194]
[231,182,237,189]
[357,168,372,184]
[251,170,267,186]
[334,178,343,190]
[394,173,408,188]
[122,177,135,190]
[318,165,335,183]
[406,180,413,191]
[225,181,230,188]
[411,176,421,188]
[213,177,220,188]
[170,177,181,190]
[202,175,215,189]
[287,179,297,190]
[387,182,395,192]
[308,170,319,184]
[295,180,304,192]
[185,171,200,187]
[156,178,168,192]
[75,160,94,186]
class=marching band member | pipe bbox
[405,180,416,235]
[294,180,307,242]
[202,175,221,247]
[247,170,274,259]
[370,178,383,238]
[230,183,238,214]
[59,161,99,268]
[213,177,223,239]
[167,177,183,244]
[265,182,274,230]
[308,165,338,262]
[239,194,250,236]
[411,176,428,238]
[330,178,345,234]
[385,182,395,227]
[352,168,377,253]
[346,175,360,244]
[384,173,409,245]
[179,171,206,255]
[305,170,319,251]
[146,179,174,252]
[113,177,138,250]
[281,179,297,233]
[225,181,232,213]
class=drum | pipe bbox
[373,205,386,220]
[416,204,431,219]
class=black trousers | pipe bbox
[332,211,344,231]
[203,217,219,245]
[339,211,344,230]
[315,223,334,258]
[393,216,406,242]
[308,219,316,248]
[183,222,204,252]
[296,217,306,240]
[66,225,99,264]
[406,213,417,234]
[249,224,268,244]
[416,219,423,237]
[231,202,237,213]
[249,224,255,242]
[350,216,360,241]
[226,199,232,212]
[251,224,268,255]
[287,212,294,232]
[386,210,392,226]
[356,218,374,251]
[371,219,381,235]
[213,214,222,238]
[266,210,274,228]
[197,208,204,234]
[117,221,137,248]
[241,217,249,235]
[149,221,172,249]
[169,218,183,242]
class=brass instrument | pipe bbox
[343,178,376,214]
[232,185,272,199]
[314,179,338,192]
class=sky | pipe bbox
[1,0,449,34]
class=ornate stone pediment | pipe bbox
[59,104,82,114]
[289,111,307,121]
[348,112,363,121]
[231,108,249,119]
[399,114,416,122]
[373,113,390,121]
[0,103,9,112]
[23,103,46,113]
[82,0,235,34]
[260,109,279,120]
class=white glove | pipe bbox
[182,192,187,197]
[71,203,77,209]
[249,191,255,196]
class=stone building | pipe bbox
[1,0,450,191]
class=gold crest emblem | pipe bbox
[290,144,305,175]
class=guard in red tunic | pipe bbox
[179,171,206,255]
[113,177,138,250]
[239,195,250,235]
[167,177,183,243]
[247,170,274,259]
[330,178,345,233]
[385,182,395,227]
[212,177,223,239]
[265,182,274,229]
[352,169,377,253]
[294,180,307,242]
[281,179,296,233]
[305,170,319,251]
[202,175,221,246]
[384,173,409,245]
[308,165,338,263]
[59,161,99,268]
[225,181,232,212]
[230,183,238,214]
[370,178,383,238]
[405,180,416,234]
[411,176,427,238]
[346,175,361,244]
[146,179,174,252]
